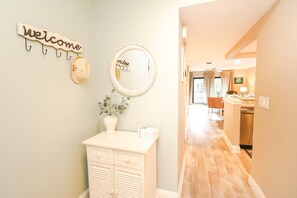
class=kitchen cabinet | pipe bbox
[83,131,158,198]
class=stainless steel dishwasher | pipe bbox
[240,107,254,149]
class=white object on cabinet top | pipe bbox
[82,131,158,154]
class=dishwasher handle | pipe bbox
[241,108,254,114]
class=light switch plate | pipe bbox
[259,96,269,109]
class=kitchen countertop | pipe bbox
[223,96,255,108]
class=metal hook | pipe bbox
[25,38,32,52]
[66,51,72,61]
[42,44,48,55]
[55,49,62,58]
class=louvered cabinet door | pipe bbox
[83,132,158,198]
[88,162,114,198]
[114,166,144,198]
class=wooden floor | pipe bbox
[181,104,254,198]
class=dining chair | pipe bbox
[207,97,224,119]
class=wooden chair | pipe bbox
[207,97,224,118]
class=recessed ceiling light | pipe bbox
[234,60,241,65]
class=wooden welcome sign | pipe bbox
[17,23,83,53]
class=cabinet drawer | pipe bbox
[87,146,113,164]
[114,150,144,170]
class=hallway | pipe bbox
[181,104,254,198]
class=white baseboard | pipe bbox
[222,132,240,153]
[177,155,186,198]
[78,189,89,198]
[80,188,178,198]
[248,175,266,198]
[157,188,178,198]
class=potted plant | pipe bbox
[98,89,130,134]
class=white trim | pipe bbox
[222,132,240,153]
[179,0,217,7]
[157,188,178,198]
[248,175,266,198]
[79,187,179,198]
[178,155,186,198]
[78,189,89,198]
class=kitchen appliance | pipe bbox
[240,107,254,149]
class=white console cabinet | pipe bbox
[83,131,158,198]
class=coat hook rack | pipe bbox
[66,51,72,61]
[42,44,48,55]
[17,23,83,61]
[56,49,62,58]
[25,38,32,52]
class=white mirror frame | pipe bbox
[109,44,157,96]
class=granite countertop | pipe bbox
[224,96,255,107]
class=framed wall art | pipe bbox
[234,77,243,84]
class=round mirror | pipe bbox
[109,45,157,96]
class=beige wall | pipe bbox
[0,0,98,197]
[252,0,297,197]
[246,67,256,94]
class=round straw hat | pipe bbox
[71,56,90,84]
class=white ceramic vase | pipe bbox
[103,115,118,134]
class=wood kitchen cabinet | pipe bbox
[83,131,158,198]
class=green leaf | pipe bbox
[98,89,130,116]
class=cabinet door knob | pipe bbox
[126,159,130,163]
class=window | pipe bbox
[192,77,205,103]
[214,77,221,96]
[192,76,222,103]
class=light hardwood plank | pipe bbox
[181,104,254,198]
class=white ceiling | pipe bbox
[179,0,277,71]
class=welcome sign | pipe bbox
[17,23,83,53]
